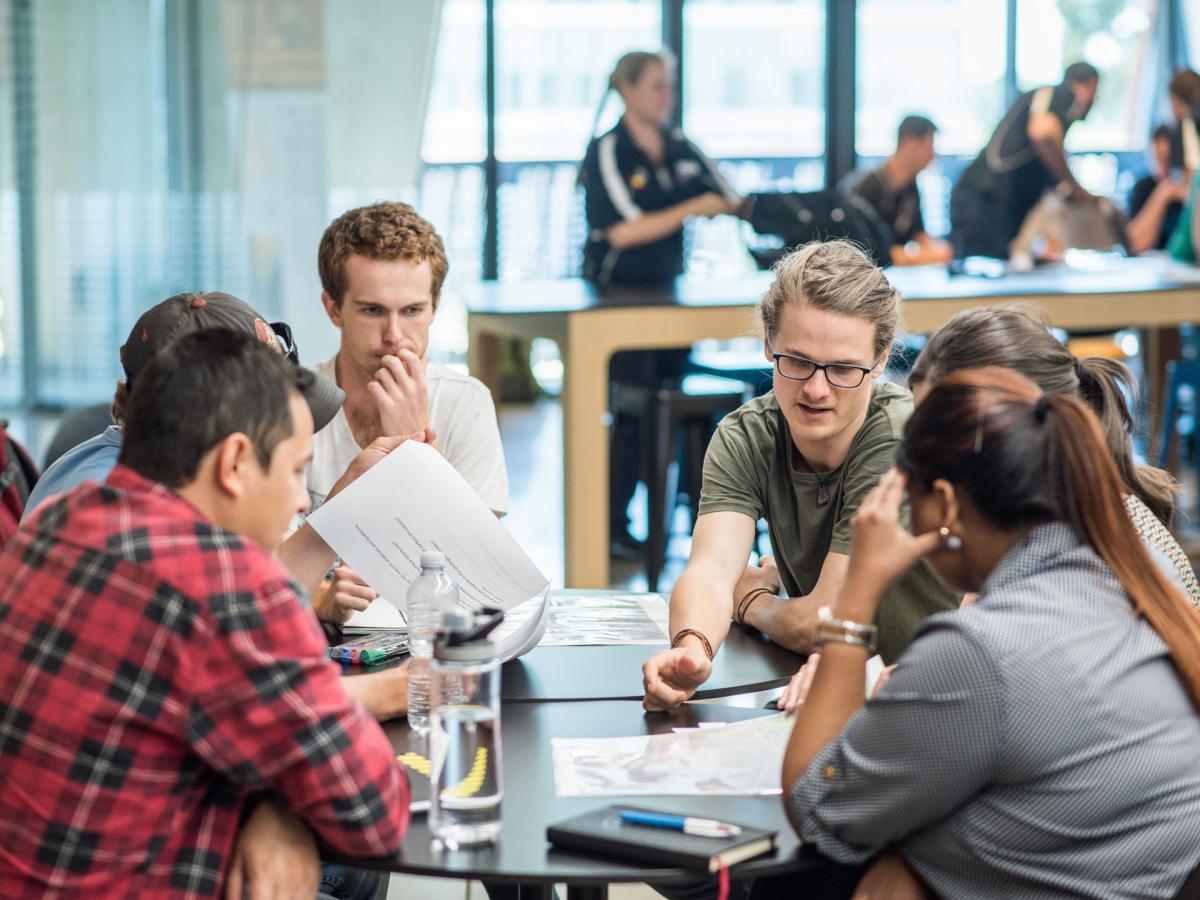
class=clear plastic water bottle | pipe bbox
[429,609,504,846]
[406,551,460,732]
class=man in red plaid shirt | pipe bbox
[0,329,410,897]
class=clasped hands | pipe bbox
[368,344,435,444]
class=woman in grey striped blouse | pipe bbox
[783,367,1200,899]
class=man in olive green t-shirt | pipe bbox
[642,241,959,710]
[700,383,955,662]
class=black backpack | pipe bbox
[745,190,895,269]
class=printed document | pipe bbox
[307,441,549,660]
[552,714,792,797]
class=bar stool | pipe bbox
[1157,359,1200,517]
[610,374,749,591]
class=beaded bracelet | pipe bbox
[670,628,714,661]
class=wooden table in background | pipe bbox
[466,258,1200,588]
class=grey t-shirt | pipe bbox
[699,382,958,662]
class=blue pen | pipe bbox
[618,810,741,838]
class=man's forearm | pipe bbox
[669,571,736,653]
[1033,138,1078,190]
[342,668,408,721]
[745,594,821,654]
[279,523,337,597]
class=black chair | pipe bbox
[610,374,749,591]
[43,403,112,470]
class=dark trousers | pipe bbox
[949,181,1021,260]
[318,863,384,900]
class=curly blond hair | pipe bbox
[318,202,449,308]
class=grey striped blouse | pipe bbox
[788,522,1200,898]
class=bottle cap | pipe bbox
[420,550,446,568]
[434,608,504,662]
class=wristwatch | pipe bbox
[815,606,877,653]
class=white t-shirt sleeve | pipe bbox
[429,370,509,515]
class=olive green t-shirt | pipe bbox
[698,381,958,662]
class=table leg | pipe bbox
[565,885,607,900]
[468,317,503,406]
[1143,326,1181,461]
[561,317,611,587]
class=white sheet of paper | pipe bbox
[343,596,406,632]
[552,714,790,797]
[307,441,550,661]
[866,654,886,697]
[498,593,669,647]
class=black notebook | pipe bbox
[547,805,776,873]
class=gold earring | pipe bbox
[939,527,962,551]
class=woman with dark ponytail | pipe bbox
[908,304,1198,606]
[782,367,1200,898]
[578,50,741,286]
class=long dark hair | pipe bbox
[910,305,1176,524]
[898,367,1200,709]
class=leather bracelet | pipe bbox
[735,587,773,624]
[671,628,714,661]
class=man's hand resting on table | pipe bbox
[733,555,780,617]
[642,644,713,711]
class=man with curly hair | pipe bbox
[309,203,509,622]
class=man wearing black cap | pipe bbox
[950,62,1101,259]
[26,291,343,518]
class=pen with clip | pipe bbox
[618,810,742,838]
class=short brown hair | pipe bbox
[318,202,449,308]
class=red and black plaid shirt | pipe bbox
[0,465,409,898]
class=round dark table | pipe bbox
[354,701,837,900]
[345,590,801,703]
[501,624,798,702]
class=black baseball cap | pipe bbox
[119,291,343,432]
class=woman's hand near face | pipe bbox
[842,468,943,615]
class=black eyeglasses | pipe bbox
[768,343,880,389]
[270,321,299,364]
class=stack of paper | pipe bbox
[307,441,550,661]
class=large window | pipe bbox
[0,0,23,404]
[1189,2,1200,65]
[857,0,1007,158]
[25,0,168,405]
[3,0,1194,409]
[495,0,660,279]
[418,0,486,358]
[1017,0,1160,152]
[856,0,1007,237]
[683,0,825,275]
